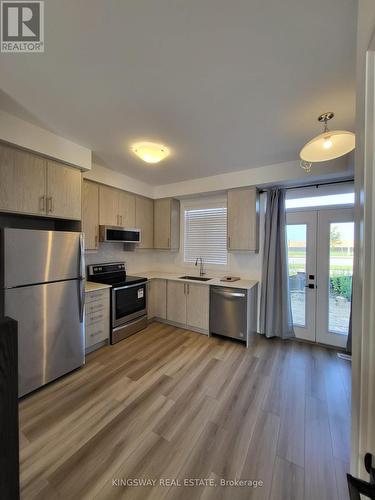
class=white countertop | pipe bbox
[85,281,112,292]
[136,271,258,290]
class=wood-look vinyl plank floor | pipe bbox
[19,322,351,500]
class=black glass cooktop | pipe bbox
[87,262,147,288]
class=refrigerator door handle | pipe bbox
[79,233,85,323]
[79,233,86,279]
[79,278,85,323]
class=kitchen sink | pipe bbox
[179,275,212,282]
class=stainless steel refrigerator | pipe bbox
[0,228,85,397]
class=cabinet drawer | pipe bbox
[85,289,109,303]
[86,300,107,315]
[85,320,109,347]
[86,310,109,326]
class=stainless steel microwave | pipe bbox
[99,226,141,243]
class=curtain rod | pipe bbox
[258,178,354,193]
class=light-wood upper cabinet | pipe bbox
[118,190,136,227]
[46,160,82,220]
[135,196,154,249]
[99,185,136,227]
[0,144,82,220]
[227,186,259,252]
[82,180,99,250]
[0,144,46,216]
[186,283,209,331]
[154,198,180,250]
[99,184,120,226]
[167,280,187,324]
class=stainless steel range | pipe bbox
[87,262,148,344]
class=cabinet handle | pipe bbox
[187,284,189,294]
[120,215,123,226]
[39,195,45,212]
[47,197,53,213]
[228,236,231,248]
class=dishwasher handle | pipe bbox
[211,287,246,298]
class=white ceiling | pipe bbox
[0,0,357,185]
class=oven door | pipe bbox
[112,282,147,327]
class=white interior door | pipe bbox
[286,211,317,342]
[287,207,354,348]
[316,208,354,347]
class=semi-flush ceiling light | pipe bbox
[132,142,170,164]
[300,112,355,173]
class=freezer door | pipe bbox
[4,280,84,397]
[2,228,84,288]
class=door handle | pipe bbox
[305,284,315,289]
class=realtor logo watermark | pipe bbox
[1,1,44,52]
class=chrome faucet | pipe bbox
[195,257,205,277]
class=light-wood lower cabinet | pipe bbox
[82,180,99,250]
[186,283,209,331]
[164,280,209,333]
[85,288,110,352]
[167,281,187,324]
[148,279,167,319]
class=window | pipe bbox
[184,206,228,265]
[285,192,354,209]
[285,183,354,210]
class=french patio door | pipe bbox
[286,207,354,348]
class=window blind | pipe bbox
[184,207,228,265]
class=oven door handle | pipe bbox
[112,282,147,291]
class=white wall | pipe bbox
[84,154,352,200]
[83,162,153,198]
[351,0,375,478]
[0,110,92,170]
[153,156,353,199]
[85,245,157,273]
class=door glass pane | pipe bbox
[287,224,307,327]
[328,222,354,334]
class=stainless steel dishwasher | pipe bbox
[209,285,258,344]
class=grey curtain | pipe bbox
[260,189,295,339]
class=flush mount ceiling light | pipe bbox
[300,112,355,173]
[132,142,170,164]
